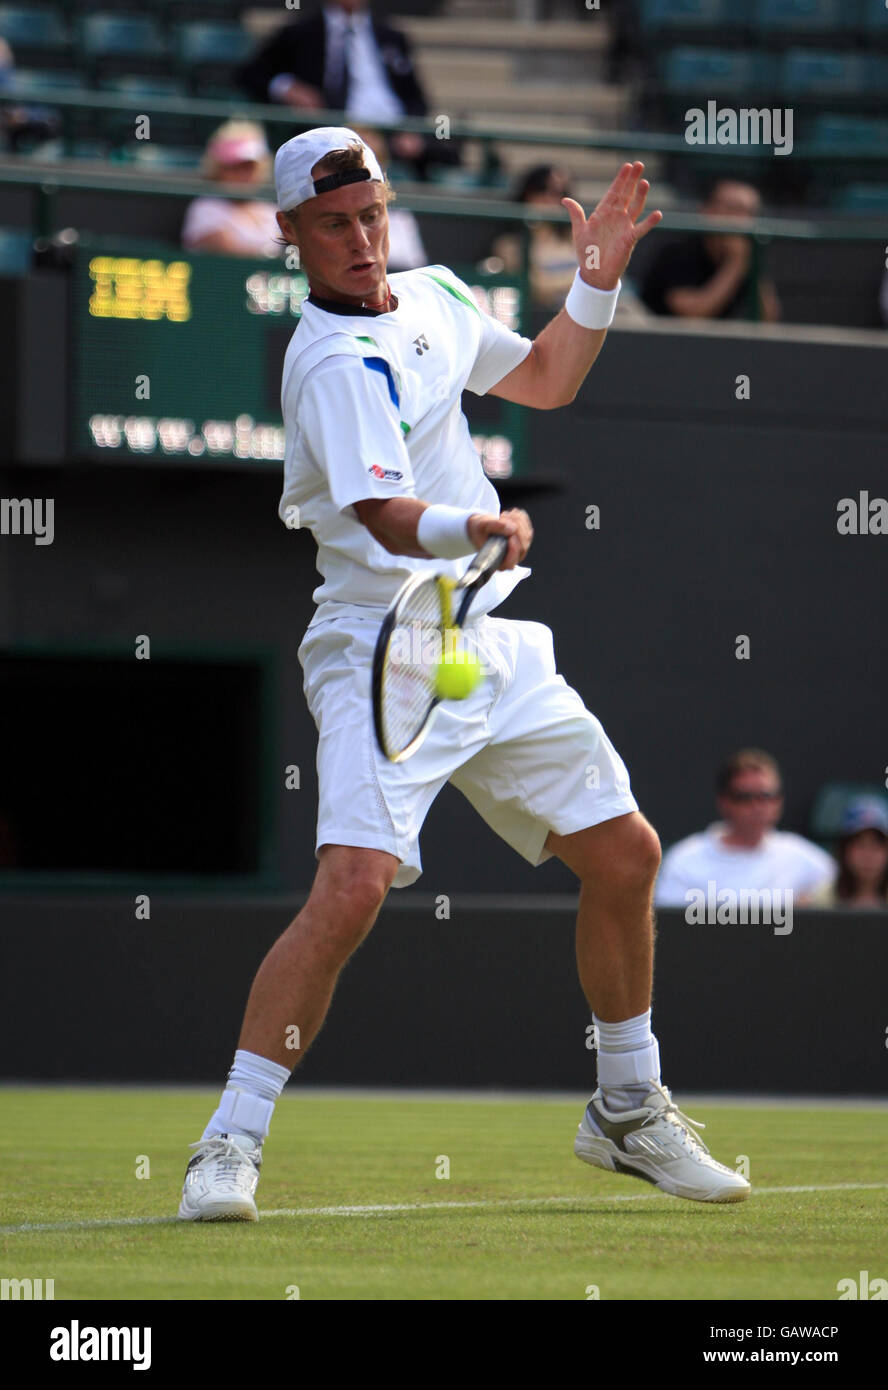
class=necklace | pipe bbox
[362,284,392,311]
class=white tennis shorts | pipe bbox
[298,612,638,888]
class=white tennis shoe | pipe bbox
[574,1082,750,1204]
[177,1132,262,1222]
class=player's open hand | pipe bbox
[563,162,662,293]
[467,508,533,569]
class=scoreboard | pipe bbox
[70,238,529,479]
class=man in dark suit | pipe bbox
[240,0,458,178]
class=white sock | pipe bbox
[202,1049,291,1143]
[593,1010,662,1113]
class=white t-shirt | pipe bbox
[654,822,836,907]
[278,264,533,622]
[181,198,282,258]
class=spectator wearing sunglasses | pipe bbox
[654,749,835,907]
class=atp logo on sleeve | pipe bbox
[368,464,404,482]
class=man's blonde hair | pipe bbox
[308,141,395,207]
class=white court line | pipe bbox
[2,1183,886,1236]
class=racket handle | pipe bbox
[457,534,511,610]
[476,534,509,568]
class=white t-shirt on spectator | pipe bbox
[387,209,426,271]
[182,198,282,257]
[654,822,836,906]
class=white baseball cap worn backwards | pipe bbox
[274,126,385,212]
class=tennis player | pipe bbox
[178,127,749,1221]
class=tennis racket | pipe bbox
[372,535,509,762]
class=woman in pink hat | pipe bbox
[182,120,281,258]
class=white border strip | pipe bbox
[1,1084,885,1108]
[3,1183,887,1236]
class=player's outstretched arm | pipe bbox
[489,161,662,411]
[354,497,531,569]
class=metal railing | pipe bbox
[2,87,887,183]
[0,158,886,322]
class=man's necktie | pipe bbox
[326,22,355,113]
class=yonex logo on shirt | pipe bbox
[278,264,532,610]
[368,464,404,482]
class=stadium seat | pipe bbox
[831,183,888,212]
[2,66,92,146]
[778,49,873,97]
[640,0,732,32]
[0,5,68,55]
[5,66,86,95]
[174,21,251,67]
[98,74,189,100]
[861,1,888,41]
[174,20,252,96]
[810,784,888,840]
[96,75,198,151]
[77,13,165,60]
[752,0,852,36]
[121,142,204,169]
[161,0,245,19]
[808,113,888,149]
[660,46,776,94]
[188,84,247,102]
[0,227,33,274]
[28,136,111,161]
[67,138,112,160]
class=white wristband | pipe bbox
[417,504,475,559]
[565,272,621,330]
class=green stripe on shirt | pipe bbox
[423,273,481,316]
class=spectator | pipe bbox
[640,179,780,323]
[488,165,579,311]
[829,798,888,909]
[0,36,60,154]
[239,0,457,180]
[353,127,427,270]
[655,749,835,907]
[485,164,649,320]
[182,122,281,258]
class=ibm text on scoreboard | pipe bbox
[71,243,528,478]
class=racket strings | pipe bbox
[380,577,445,757]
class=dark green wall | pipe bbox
[0,896,884,1093]
[1,320,886,895]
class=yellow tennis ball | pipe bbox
[435,647,482,700]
